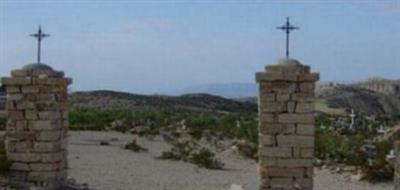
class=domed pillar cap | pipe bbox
[265,58,310,74]
[12,63,65,78]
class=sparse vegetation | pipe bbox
[315,114,399,182]
[159,140,224,170]
[190,148,224,169]
[67,90,400,182]
[124,140,148,152]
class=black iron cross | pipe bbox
[276,17,299,58]
[30,25,50,64]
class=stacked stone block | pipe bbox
[255,59,319,190]
[395,141,400,190]
[1,64,71,189]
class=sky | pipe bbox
[0,0,399,94]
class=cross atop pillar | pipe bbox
[277,17,299,58]
[30,25,50,64]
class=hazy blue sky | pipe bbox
[1,0,399,94]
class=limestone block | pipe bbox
[298,73,320,82]
[30,163,59,171]
[278,113,315,124]
[36,94,56,101]
[7,111,24,120]
[299,148,314,158]
[259,113,278,123]
[270,177,294,189]
[291,93,314,102]
[27,171,58,182]
[21,86,40,94]
[30,120,60,130]
[9,170,28,182]
[8,153,41,162]
[15,120,28,131]
[6,132,35,141]
[258,134,276,146]
[41,152,64,163]
[255,72,297,82]
[38,111,61,120]
[6,86,21,93]
[261,158,313,167]
[277,93,291,102]
[10,163,30,171]
[296,102,314,113]
[287,101,296,113]
[258,93,276,103]
[33,78,68,86]
[261,102,287,113]
[261,82,297,93]
[1,77,32,85]
[276,135,314,147]
[6,100,16,110]
[260,167,305,178]
[275,158,313,168]
[35,131,61,141]
[259,123,296,135]
[299,82,315,93]
[7,94,24,101]
[25,111,38,120]
[296,124,314,135]
[259,147,293,158]
[34,142,61,153]
[16,101,36,110]
[11,69,28,77]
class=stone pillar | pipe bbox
[395,141,400,190]
[1,64,71,189]
[255,58,319,190]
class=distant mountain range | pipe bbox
[1,78,399,116]
[69,90,257,113]
[184,83,257,98]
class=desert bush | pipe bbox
[124,139,148,152]
[159,140,224,169]
[69,109,132,130]
[189,148,224,169]
[236,140,258,160]
[362,140,394,182]
[159,140,193,161]
[315,128,365,165]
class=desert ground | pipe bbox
[68,131,393,190]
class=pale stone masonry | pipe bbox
[395,141,400,190]
[256,58,319,190]
[1,64,71,189]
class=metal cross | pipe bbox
[30,25,50,64]
[276,17,299,58]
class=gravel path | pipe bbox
[68,131,393,190]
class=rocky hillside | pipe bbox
[317,83,400,115]
[354,78,400,98]
[69,90,257,113]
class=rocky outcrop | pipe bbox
[317,84,400,115]
[355,78,400,98]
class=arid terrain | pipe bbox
[68,131,393,190]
